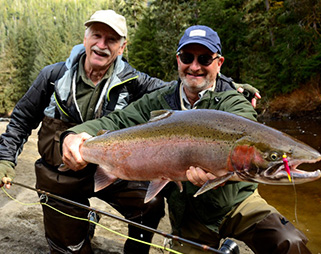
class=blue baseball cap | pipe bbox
[177,25,222,54]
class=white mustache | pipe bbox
[91,45,111,56]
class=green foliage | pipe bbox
[198,0,248,80]
[0,37,17,115]
[129,0,198,80]
[128,10,163,77]
[197,0,321,97]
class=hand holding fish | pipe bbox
[186,166,217,187]
[62,132,92,171]
[187,166,226,189]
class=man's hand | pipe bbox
[62,132,92,171]
[0,160,15,189]
[186,166,217,187]
[233,82,261,108]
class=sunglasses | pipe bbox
[177,52,221,66]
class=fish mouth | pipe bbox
[263,158,321,184]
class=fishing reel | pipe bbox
[218,239,239,254]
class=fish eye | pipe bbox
[270,152,279,161]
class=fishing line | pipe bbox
[1,182,227,254]
[282,154,299,223]
[1,186,180,253]
[290,178,303,254]
[1,187,41,206]
[291,175,299,225]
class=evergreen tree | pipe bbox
[128,10,163,77]
[199,0,248,81]
[129,0,197,80]
[0,37,17,115]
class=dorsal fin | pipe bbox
[149,110,173,122]
[96,129,111,136]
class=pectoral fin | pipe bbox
[94,166,118,192]
[145,179,170,203]
[193,172,234,197]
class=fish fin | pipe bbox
[149,110,173,122]
[174,181,183,192]
[144,179,170,203]
[193,172,234,197]
[96,129,111,136]
[94,166,118,192]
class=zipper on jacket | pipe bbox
[54,92,71,119]
[106,75,138,101]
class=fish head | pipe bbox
[228,134,321,185]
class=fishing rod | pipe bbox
[4,180,239,254]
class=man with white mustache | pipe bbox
[0,10,260,254]
[0,10,169,254]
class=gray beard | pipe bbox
[180,75,212,94]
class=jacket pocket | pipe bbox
[38,116,76,167]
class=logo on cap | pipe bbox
[189,29,206,37]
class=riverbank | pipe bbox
[257,79,321,121]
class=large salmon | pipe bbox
[80,110,321,203]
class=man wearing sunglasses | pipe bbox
[60,25,310,253]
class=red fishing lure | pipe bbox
[282,154,292,182]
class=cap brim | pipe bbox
[84,20,126,37]
[177,40,220,54]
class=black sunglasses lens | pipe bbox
[198,55,213,66]
[179,53,194,64]
[179,52,218,66]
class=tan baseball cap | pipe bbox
[84,10,127,38]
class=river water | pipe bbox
[258,117,321,253]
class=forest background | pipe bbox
[0,0,320,118]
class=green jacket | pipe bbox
[69,79,258,233]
